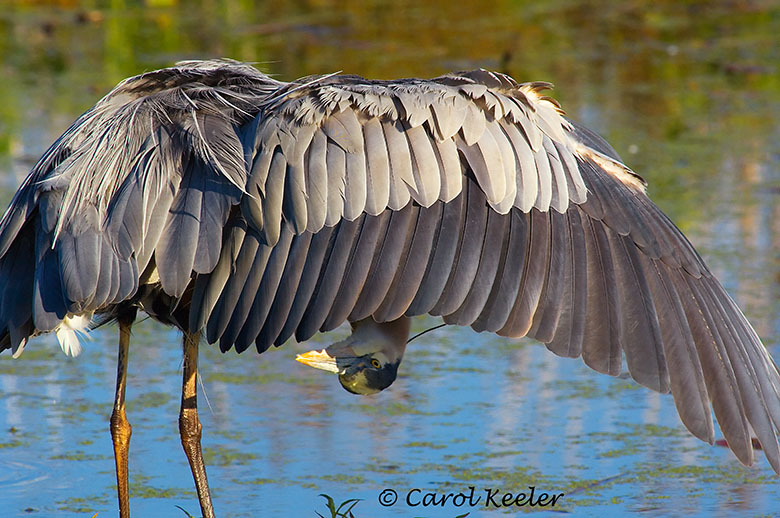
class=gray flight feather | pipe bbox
[639,253,712,442]
[324,140,347,227]
[57,206,101,310]
[445,208,508,326]
[297,217,362,340]
[472,210,529,333]
[322,212,389,330]
[304,129,329,231]
[382,120,415,210]
[189,212,246,332]
[256,230,313,348]
[606,230,669,393]
[498,209,549,337]
[155,158,204,297]
[580,215,622,376]
[349,204,415,321]
[362,118,391,215]
[218,232,273,350]
[375,202,442,322]
[527,210,567,342]
[233,227,293,353]
[546,207,587,357]
[406,189,466,315]
[343,140,368,221]
[205,225,262,345]
[405,124,441,208]
[274,226,335,347]
[33,233,68,331]
[432,180,489,316]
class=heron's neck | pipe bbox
[348,316,410,362]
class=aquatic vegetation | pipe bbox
[316,494,361,518]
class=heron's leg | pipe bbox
[180,330,215,518]
[110,309,137,518]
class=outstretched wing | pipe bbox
[0,61,778,473]
[191,67,780,473]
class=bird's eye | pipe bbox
[370,358,381,369]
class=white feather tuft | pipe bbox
[55,313,92,357]
[11,338,27,359]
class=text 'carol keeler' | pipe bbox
[377,485,564,510]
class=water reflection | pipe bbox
[0,0,779,516]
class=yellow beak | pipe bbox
[295,349,340,373]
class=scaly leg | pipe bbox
[180,330,215,518]
[110,309,137,518]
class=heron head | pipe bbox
[295,317,410,395]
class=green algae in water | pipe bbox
[0,440,27,449]
[233,477,279,486]
[127,474,196,500]
[404,441,448,450]
[202,446,258,467]
[56,495,109,513]
[49,451,109,462]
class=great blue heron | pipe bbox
[1,59,778,518]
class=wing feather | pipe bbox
[640,254,712,441]
[275,226,335,346]
[349,204,416,321]
[233,227,294,353]
[456,129,506,210]
[382,120,414,210]
[527,210,567,342]
[406,189,466,315]
[606,229,669,393]
[431,136,462,203]
[216,236,273,351]
[256,230,313,348]
[304,129,329,232]
[205,226,261,345]
[485,122,518,213]
[58,206,101,310]
[297,216,363,340]
[405,124,441,207]
[322,212,390,330]
[546,207,587,357]
[190,214,247,332]
[0,225,35,355]
[375,201,442,322]
[432,180,489,316]
[580,214,622,375]
[499,120,537,212]
[498,209,549,337]
[543,137,569,213]
[472,209,529,333]
[343,126,368,221]
[532,144,553,212]
[362,117,391,215]
[445,207,508,325]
